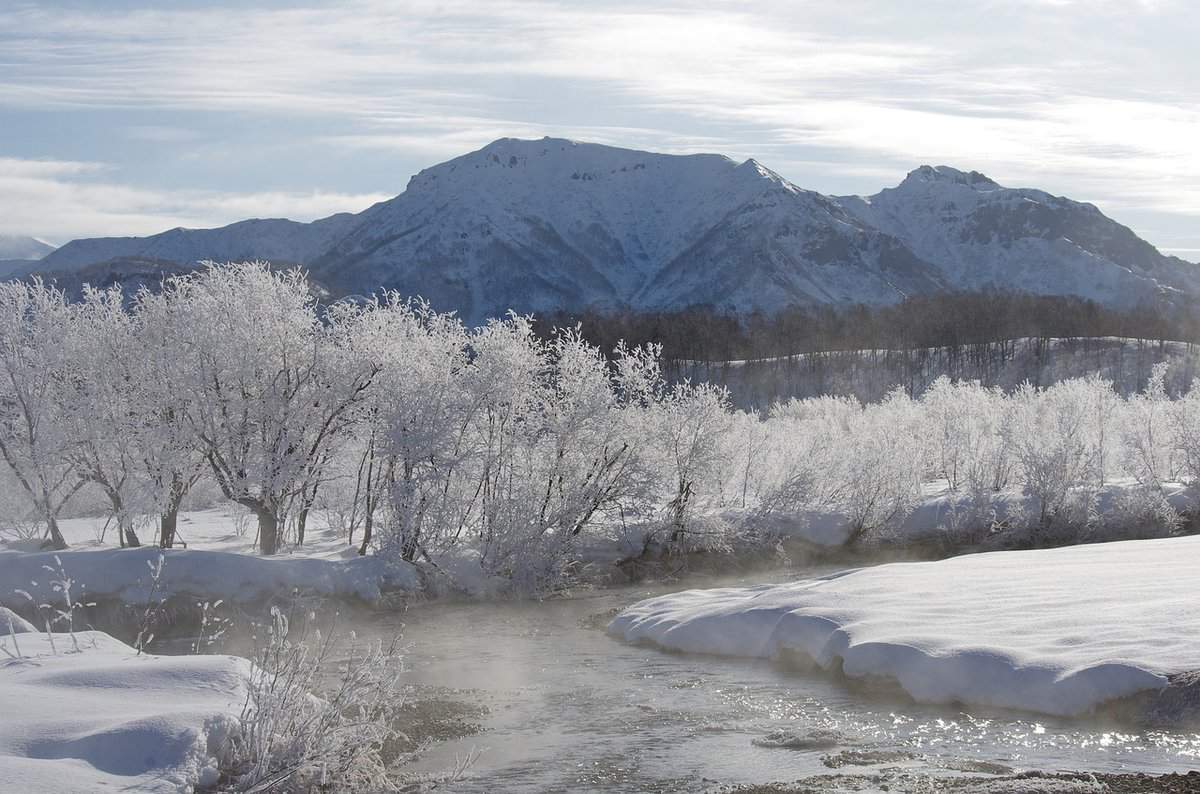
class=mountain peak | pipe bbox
[29,138,1198,323]
[0,234,56,260]
[902,164,1000,190]
[404,137,744,198]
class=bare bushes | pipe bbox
[223,608,409,792]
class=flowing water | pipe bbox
[338,569,1200,792]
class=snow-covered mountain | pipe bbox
[839,165,1200,304]
[30,139,1199,322]
[310,139,951,320]
[0,234,55,261]
[0,235,56,279]
[41,214,358,271]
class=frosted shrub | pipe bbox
[1098,485,1182,541]
[355,308,666,593]
[1171,380,1200,490]
[1122,362,1178,488]
[650,381,734,553]
[722,411,772,510]
[225,607,408,792]
[833,389,924,544]
[1005,382,1096,536]
[754,399,849,519]
[921,378,1012,498]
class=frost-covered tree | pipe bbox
[58,286,148,547]
[141,263,378,554]
[756,395,857,520]
[0,280,82,548]
[834,388,924,544]
[651,380,733,550]
[1005,381,1095,532]
[920,377,1013,501]
[1171,380,1200,490]
[1123,362,1177,488]
[349,296,473,560]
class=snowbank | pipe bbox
[1,606,35,633]
[0,547,421,612]
[609,536,1200,717]
[0,630,249,793]
[765,480,1195,548]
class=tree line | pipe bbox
[537,291,1197,365]
[3,263,1199,595]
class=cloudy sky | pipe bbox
[1,0,1197,256]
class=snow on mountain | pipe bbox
[313,138,803,320]
[28,139,1200,322]
[40,213,358,271]
[0,234,55,263]
[839,165,1200,306]
[311,138,951,322]
[312,139,1197,321]
[634,161,946,311]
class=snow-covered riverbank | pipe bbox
[0,508,421,614]
[0,623,249,793]
[610,535,1200,718]
[0,547,420,614]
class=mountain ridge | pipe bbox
[23,138,1200,323]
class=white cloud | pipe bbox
[0,157,387,242]
[0,0,1196,248]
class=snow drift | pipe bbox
[609,536,1200,717]
[0,630,249,793]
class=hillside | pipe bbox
[26,139,1200,324]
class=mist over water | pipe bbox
[337,569,1200,792]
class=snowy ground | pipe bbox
[757,479,1194,548]
[0,507,420,613]
[1,479,1192,617]
[610,535,1200,718]
[0,622,249,793]
[51,506,356,558]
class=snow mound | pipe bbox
[609,536,1200,717]
[0,630,250,793]
[1,606,35,634]
[0,547,420,610]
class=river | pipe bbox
[337,568,1200,792]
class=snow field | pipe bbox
[0,629,250,793]
[610,535,1200,717]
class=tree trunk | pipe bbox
[296,506,309,546]
[256,507,280,555]
[296,481,318,546]
[45,514,68,550]
[159,477,186,548]
[123,521,142,548]
[358,509,373,557]
[160,506,179,549]
[401,527,418,563]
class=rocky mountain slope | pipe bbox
[27,139,1199,323]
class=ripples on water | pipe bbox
[339,573,1200,791]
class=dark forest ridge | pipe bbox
[22,138,1200,324]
